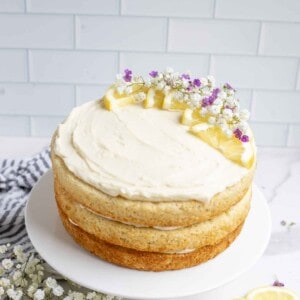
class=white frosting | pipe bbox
[55,100,247,202]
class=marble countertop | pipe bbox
[1,136,299,299]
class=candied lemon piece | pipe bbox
[191,124,255,168]
[181,108,206,126]
[244,286,299,300]
[162,91,189,111]
[144,88,164,108]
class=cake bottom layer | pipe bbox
[58,207,243,271]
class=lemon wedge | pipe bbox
[162,91,189,111]
[244,286,300,300]
[144,88,164,108]
[103,85,147,110]
[191,124,255,168]
[181,108,205,126]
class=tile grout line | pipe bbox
[294,58,300,90]
[118,0,122,15]
[213,0,217,18]
[165,17,169,52]
[73,15,77,49]
[256,21,263,55]
[26,49,31,82]
[286,124,291,146]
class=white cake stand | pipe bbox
[25,170,271,300]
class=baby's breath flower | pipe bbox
[208,116,216,125]
[239,109,250,121]
[27,283,39,297]
[2,258,14,270]
[45,277,57,289]
[33,289,45,300]
[53,285,64,297]
[0,245,8,254]
[13,245,23,257]
[0,277,11,287]
[0,286,4,296]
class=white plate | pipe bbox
[25,170,271,300]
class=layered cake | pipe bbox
[51,68,256,271]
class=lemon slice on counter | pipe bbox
[191,124,255,168]
[103,85,147,110]
[144,88,164,108]
[181,108,206,126]
[243,286,300,300]
[162,91,190,111]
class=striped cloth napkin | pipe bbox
[0,148,51,252]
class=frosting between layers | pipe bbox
[54,100,247,202]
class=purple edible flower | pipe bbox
[149,70,158,78]
[273,280,285,287]
[193,78,201,87]
[201,88,220,107]
[123,69,132,82]
[181,73,190,80]
[234,128,242,139]
[240,135,249,143]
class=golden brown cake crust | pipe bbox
[59,207,244,271]
[55,180,251,252]
[51,131,254,227]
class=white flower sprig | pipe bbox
[0,244,122,300]
[114,68,251,142]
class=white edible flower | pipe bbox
[208,116,216,125]
[209,105,221,115]
[189,93,201,106]
[237,121,249,132]
[213,98,222,106]
[200,107,208,116]
[239,109,250,121]
[218,91,227,99]
[45,277,57,289]
[133,75,143,84]
[0,245,8,254]
[86,292,97,299]
[200,77,208,86]
[207,75,215,86]
[135,92,146,103]
[124,86,132,95]
[216,118,227,129]
[116,85,125,95]
[163,85,171,94]
[0,278,11,287]
[174,91,183,100]
[224,128,233,137]
[33,289,45,300]
[222,108,233,119]
[53,285,64,296]
[13,245,23,257]
[27,283,38,297]
[156,81,165,91]
[181,79,189,88]
[144,79,151,87]
[13,270,22,282]
[2,258,14,270]
[0,286,4,296]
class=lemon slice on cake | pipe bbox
[181,108,206,126]
[162,91,190,111]
[144,88,164,108]
[191,123,255,168]
[103,84,147,110]
[242,286,300,300]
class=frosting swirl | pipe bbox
[54,100,248,202]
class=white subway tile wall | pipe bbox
[0,0,299,147]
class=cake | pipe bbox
[51,68,256,271]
